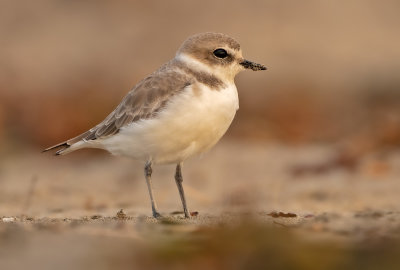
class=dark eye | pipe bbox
[213,48,228,58]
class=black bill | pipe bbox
[240,60,267,71]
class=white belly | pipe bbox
[101,83,239,164]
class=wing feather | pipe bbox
[66,63,193,144]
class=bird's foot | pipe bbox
[152,211,163,219]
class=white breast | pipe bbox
[101,83,239,164]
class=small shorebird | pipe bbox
[44,32,266,218]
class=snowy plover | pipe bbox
[44,32,266,218]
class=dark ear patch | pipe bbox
[174,59,226,90]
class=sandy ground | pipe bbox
[1,141,400,269]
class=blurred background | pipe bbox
[1,1,400,269]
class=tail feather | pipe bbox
[43,130,97,155]
[42,141,71,155]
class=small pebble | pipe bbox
[116,209,127,219]
[2,217,16,222]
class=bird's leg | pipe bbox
[144,161,162,218]
[175,163,190,218]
